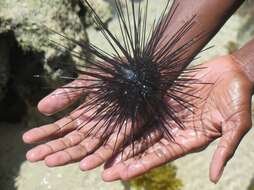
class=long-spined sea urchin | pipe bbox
[47,0,208,157]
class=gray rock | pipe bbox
[15,162,125,190]
[0,0,88,83]
[0,0,89,122]
[86,0,113,26]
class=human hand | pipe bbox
[101,55,253,183]
[23,55,253,184]
[22,74,137,169]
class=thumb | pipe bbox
[209,114,252,183]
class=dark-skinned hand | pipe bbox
[23,55,253,183]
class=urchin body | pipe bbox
[108,60,161,119]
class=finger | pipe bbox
[25,109,98,162]
[104,128,163,169]
[26,130,85,162]
[79,124,133,171]
[23,107,92,144]
[44,136,101,167]
[42,113,131,167]
[103,158,135,182]
[102,139,180,181]
[210,117,252,183]
[103,128,212,181]
[23,115,77,144]
[38,78,86,115]
[103,140,176,181]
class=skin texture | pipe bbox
[159,0,244,61]
[23,55,253,183]
[233,38,254,84]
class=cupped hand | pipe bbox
[23,55,253,184]
[101,55,253,183]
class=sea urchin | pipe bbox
[48,0,207,156]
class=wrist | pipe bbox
[232,40,254,87]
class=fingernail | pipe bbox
[213,167,224,184]
[22,133,32,143]
[102,169,119,182]
[38,94,62,116]
[26,150,37,162]
[38,99,55,116]
[80,156,98,171]
[80,161,90,171]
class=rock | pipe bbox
[86,0,113,27]
[236,0,254,46]
[15,162,125,190]
[0,122,125,190]
[0,0,89,122]
[0,0,88,83]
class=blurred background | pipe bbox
[0,0,254,190]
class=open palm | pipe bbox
[101,55,253,183]
[23,55,253,183]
